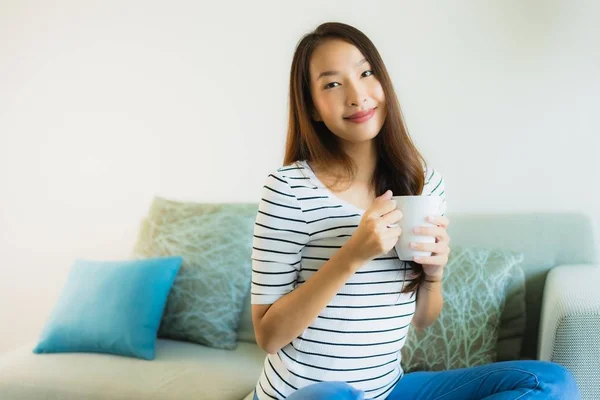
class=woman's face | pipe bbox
[309,39,387,144]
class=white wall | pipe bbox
[1,0,598,354]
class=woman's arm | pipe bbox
[411,277,443,330]
[253,190,402,354]
[410,168,449,330]
[408,214,451,330]
[253,246,361,354]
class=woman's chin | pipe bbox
[339,131,380,144]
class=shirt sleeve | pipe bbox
[422,167,447,216]
[251,170,309,305]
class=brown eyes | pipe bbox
[362,70,374,78]
[324,70,375,90]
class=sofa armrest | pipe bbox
[538,264,600,399]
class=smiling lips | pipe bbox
[344,108,376,123]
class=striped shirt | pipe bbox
[251,160,447,400]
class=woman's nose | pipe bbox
[346,82,368,107]
[349,97,367,107]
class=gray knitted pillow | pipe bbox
[132,198,256,350]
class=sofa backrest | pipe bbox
[236,211,597,360]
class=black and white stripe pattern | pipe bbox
[422,165,447,216]
[251,160,447,400]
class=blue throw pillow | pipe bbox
[32,256,182,360]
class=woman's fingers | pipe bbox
[413,226,449,242]
[382,209,403,226]
[365,196,396,220]
[384,226,402,238]
[410,241,449,254]
[427,215,450,228]
[414,254,449,265]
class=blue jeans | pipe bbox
[253,360,580,400]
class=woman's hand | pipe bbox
[343,190,403,268]
[410,215,451,278]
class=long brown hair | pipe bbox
[283,22,427,293]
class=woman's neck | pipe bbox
[341,139,377,184]
[309,139,378,190]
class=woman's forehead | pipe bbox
[309,40,367,78]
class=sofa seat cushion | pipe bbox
[0,339,265,400]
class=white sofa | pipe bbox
[0,212,598,399]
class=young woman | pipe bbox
[250,22,580,400]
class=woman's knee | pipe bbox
[541,362,580,397]
[522,361,580,398]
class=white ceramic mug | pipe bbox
[391,195,444,261]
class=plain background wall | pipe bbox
[1,0,598,354]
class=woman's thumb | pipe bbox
[380,190,392,199]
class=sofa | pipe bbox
[0,211,598,400]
